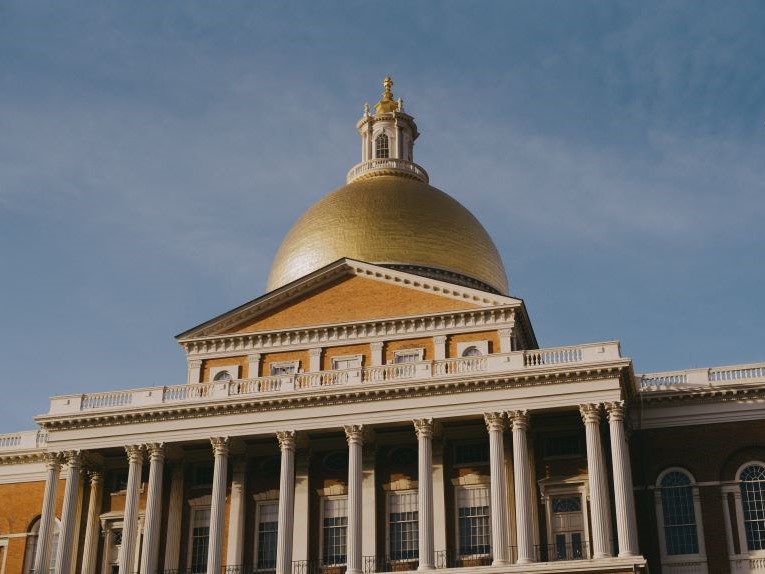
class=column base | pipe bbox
[346,569,363,574]
[618,551,638,558]
[515,558,534,565]
[417,565,436,571]
[492,559,512,567]
[593,552,612,560]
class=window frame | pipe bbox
[392,348,425,364]
[456,341,489,357]
[654,467,708,568]
[728,461,765,558]
[209,365,240,382]
[386,490,419,562]
[539,480,590,560]
[186,497,212,574]
[269,360,300,376]
[319,495,349,567]
[374,132,390,159]
[454,484,492,559]
[22,517,61,574]
[253,499,279,572]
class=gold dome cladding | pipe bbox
[267,176,509,294]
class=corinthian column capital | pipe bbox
[483,412,505,433]
[413,418,433,440]
[507,410,530,431]
[125,444,145,463]
[276,431,297,451]
[210,437,229,457]
[146,443,166,461]
[579,403,602,425]
[344,425,365,445]
[605,401,625,422]
[43,451,62,470]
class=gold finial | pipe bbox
[375,75,399,115]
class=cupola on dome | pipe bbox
[267,78,509,295]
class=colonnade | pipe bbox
[32,402,638,574]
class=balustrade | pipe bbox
[346,159,429,184]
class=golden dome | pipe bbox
[267,176,509,294]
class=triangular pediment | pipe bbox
[177,259,522,340]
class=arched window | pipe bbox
[23,517,60,574]
[375,133,389,158]
[462,346,482,357]
[213,370,232,382]
[740,463,765,550]
[659,471,699,555]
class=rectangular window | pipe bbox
[270,362,299,376]
[190,508,211,573]
[457,486,491,557]
[544,435,582,459]
[393,349,424,364]
[322,497,348,565]
[389,491,419,560]
[454,443,489,466]
[256,501,279,571]
[332,356,362,370]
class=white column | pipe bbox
[34,453,61,574]
[119,445,144,574]
[432,439,447,556]
[226,459,247,567]
[605,402,639,557]
[432,336,447,361]
[484,413,510,566]
[498,328,514,353]
[309,348,323,372]
[81,471,104,574]
[139,443,165,574]
[580,404,612,559]
[276,431,297,574]
[345,425,364,574]
[187,358,202,384]
[414,419,435,570]
[101,522,114,574]
[54,451,81,574]
[508,410,534,564]
[361,447,377,560]
[163,463,185,571]
[207,437,230,574]
[371,342,384,366]
[248,353,262,378]
[293,452,311,562]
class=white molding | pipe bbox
[457,340,489,357]
[209,365,240,383]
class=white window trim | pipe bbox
[392,348,425,364]
[253,499,279,572]
[724,461,765,561]
[453,484,492,558]
[319,495,349,567]
[210,365,239,382]
[385,489,419,563]
[331,354,363,370]
[186,498,212,573]
[538,479,590,559]
[456,341,489,357]
[269,360,301,376]
[653,467,708,571]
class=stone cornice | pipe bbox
[0,450,47,465]
[36,360,631,432]
[636,384,765,406]
[180,305,520,358]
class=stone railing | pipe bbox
[0,429,49,453]
[638,361,765,391]
[46,342,622,416]
[346,158,429,184]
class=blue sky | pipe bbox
[1,1,763,433]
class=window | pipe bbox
[189,507,211,573]
[543,434,582,459]
[741,464,765,551]
[255,501,279,571]
[213,370,232,382]
[462,346,482,357]
[375,133,390,158]
[393,348,424,364]
[549,497,584,560]
[332,355,362,370]
[270,361,299,376]
[454,443,489,466]
[660,471,700,555]
[322,497,348,565]
[22,518,60,574]
[456,486,491,557]
[192,463,214,488]
[389,491,418,560]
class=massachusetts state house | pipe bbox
[1,79,764,574]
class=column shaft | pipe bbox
[226,459,247,567]
[580,404,613,559]
[414,419,435,570]
[163,463,185,571]
[606,402,639,556]
[207,437,230,574]
[484,413,510,566]
[33,453,61,574]
[55,452,82,574]
[81,471,104,574]
[276,431,297,574]
[139,444,165,574]
[119,445,144,574]
[509,411,534,564]
[345,425,364,574]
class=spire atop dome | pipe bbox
[349,78,426,184]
